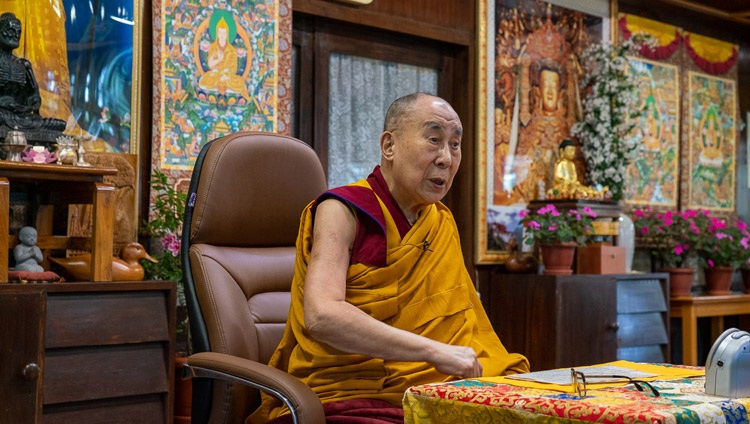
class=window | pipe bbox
[292,17,453,186]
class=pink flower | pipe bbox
[708,259,714,268]
[548,224,558,231]
[528,221,541,230]
[582,207,597,218]
[640,227,649,235]
[674,245,684,255]
[683,210,697,219]
[715,232,730,240]
[518,210,528,218]
[160,232,181,257]
[738,220,747,232]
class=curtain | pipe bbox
[327,53,438,188]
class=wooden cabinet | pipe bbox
[484,272,669,371]
[0,281,176,424]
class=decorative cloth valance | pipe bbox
[618,14,681,60]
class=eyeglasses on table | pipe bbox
[570,368,660,397]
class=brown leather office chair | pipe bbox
[180,132,327,424]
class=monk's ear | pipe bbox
[381,131,395,160]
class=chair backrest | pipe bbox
[181,132,327,424]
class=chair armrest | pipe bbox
[184,351,325,424]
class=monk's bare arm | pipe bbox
[303,199,482,378]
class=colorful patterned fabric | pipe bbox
[404,377,750,423]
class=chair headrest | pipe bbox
[188,132,327,247]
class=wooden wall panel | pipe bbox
[293,0,474,46]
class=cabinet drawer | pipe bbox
[43,343,169,405]
[43,394,167,424]
[617,279,666,313]
[617,345,666,363]
[45,291,170,348]
[617,312,668,346]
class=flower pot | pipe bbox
[174,355,192,423]
[742,269,750,294]
[662,267,694,297]
[704,266,734,295]
[540,243,576,275]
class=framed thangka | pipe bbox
[8,0,146,153]
[686,71,737,212]
[623,57,680,208]
[476,0,608,263]
[154,0,292,171]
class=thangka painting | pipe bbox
[686,72,736,212]
[623,57,680,208]
[9,0,145,153]
[154,0,291,171]
[476,0,606,263]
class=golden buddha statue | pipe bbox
[547,139,608,200]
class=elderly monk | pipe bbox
[252,93,529,423]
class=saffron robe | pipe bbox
[251,178,529,422]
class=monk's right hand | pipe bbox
[431,345,482,379]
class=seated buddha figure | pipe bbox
[547,139,607,200]
[698,105,723,168]
[198,16,250,99]
[0,13,66,144]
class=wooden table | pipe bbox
[670,294,750,366]
[0,161,118,282]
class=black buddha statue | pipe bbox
[0,12,66,146]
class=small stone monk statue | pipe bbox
[547,139,608,200]
[0,12,66,146]
[14,226,44,272]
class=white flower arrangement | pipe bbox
[571,37,649,201]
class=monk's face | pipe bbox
[383,95,462,210]
[0,18,21,50]
[541,69,560,112]
[217,27,228,47]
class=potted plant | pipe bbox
[738,221,750,294]
[140,170,191,422]
[519,204,596,275]
[571,37,648,201]
[633,207,702,296]
[695,216,748,295]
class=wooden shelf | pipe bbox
[0,162,118,282]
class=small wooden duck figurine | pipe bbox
[50,242,158,281]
